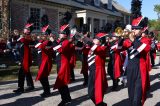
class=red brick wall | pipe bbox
[10,1,59,34]
[11,1,29,33]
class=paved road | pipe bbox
[0,58,160,106]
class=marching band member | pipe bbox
[118,16,151,106]
[35,15,53,97]
[117,1,151,105]
[149,31,157,67]
[13,16,35,93]
[35,35,53,97]
[141,22,152,91]
[80,24,91,86]
[88,32,108,106]
[53,12,72,106]
[81,41,90,86]
[107,27,123,91]
[121,24,133,87]
[69,26,77,82]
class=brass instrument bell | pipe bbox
[115,27,124,36]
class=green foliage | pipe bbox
[154,4,160,19]
[154,4,160,13]
[158,33,160,41]
[149,19,160,30]
[149,19,160,41]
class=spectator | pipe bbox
[0,37,6,55]
[7,29,21,64]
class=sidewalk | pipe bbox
[0,59,160,106]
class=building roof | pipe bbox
[112,1,130,14]
[45,0,122,17]
[101,0,130,14]
[101,0,109,4]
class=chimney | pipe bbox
[108,0,112,10]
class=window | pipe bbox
[125,15,130,24]
[30,7,41,30]
[0,7,2,30]
[102,20,105,26]
[77,0,84,2]
[94,0,100,7]
[93,19,100,34]
[59,12,65,26]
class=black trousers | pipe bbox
[127,63,142,106]
[150,51,155,66]
[58,85,71,102]
[83,73,88,83]
[70,67,75,80]
[40,77,50,93]
[107,61,118,88]
[18,67,34,89]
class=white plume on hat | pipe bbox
[124,24,132,32]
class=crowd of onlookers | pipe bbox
[0,37,6,54]
[0,29,55,67]
[0,29,23,67]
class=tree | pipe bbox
[149,19,160,31]
[1,0,10,38]
[154,4,160,20]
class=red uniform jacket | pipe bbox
[146,52,151,91]
[146,53,151,72]
[54,39,71,89]
[109,41,123,79]
[36,40,53,81]
[20,38,32,74]
[145,38,152,91]
[88,45,108,105]
[69,43,76,68]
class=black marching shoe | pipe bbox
[82,81,88,86]
[111,85,118,91]
[111,79,119,91]
[25,86,35,92]
[70,78,76,82]
[13,88,24,93]
[40,92,51,98]
[96,102,107,106]
[58,99,71,106]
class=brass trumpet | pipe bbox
[115,27,124,37]
[115,27,133,38]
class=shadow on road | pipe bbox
[0,77,87,101]
[112,98,129,106]
[0,80,17,85]
[155,102,160,106]
[149,71,160,82]
[1,96,44,106]
[148,71,160,95]
[0,93,21,100]
[149,81,160,93]
[67,94,90,106]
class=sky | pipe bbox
[116,0,160,20]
